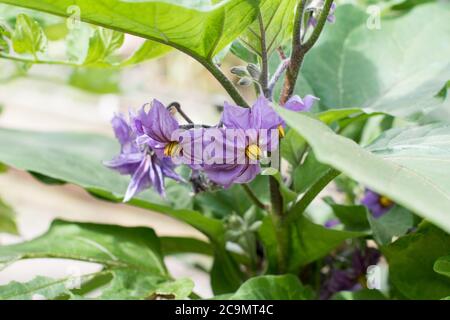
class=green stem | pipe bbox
[280,0,333,104]
[257,11,269,98]
[202,60,249,108]
[285,169,340,224]
[0,53,77,66]
[242,184,267,211]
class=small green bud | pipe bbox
[238,77,252,86]
[249,221,263,232]
[247,63,261,79]
[230,66,249,77]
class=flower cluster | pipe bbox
[105,94,318,201]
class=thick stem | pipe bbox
[280,0,333,105]
[242,184,267,211]
[285,169,340,224]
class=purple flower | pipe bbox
[284,94,319,112]
[104,111,181,201]
[307,1,337,27]
[320,247,381,300]
[361,189,394,218]
[203,96,281,187]
[324,219,341,228]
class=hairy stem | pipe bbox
[242,184,267,211]
[285,169,340,224]
[280,0,333,104]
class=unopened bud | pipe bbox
[238,77,252,86]
[247,63,261,79]
[230,66,249,77]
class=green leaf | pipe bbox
[332,289,387,300]
[0,220,194,300]
[0,24,9,52]
[434,256,450,279]
[230,40,257,63]
[302,3,450,119]
[160,237,213,257]
[0,196,18,235]
[1,0,261,60]
[68,67,120,94]
[382,223,450,300]
[276,107,450,233]
[121,40,171,66]
[211,247,245,295]
[325,201,370,231]
[294,151,330,194]
[367,206,414,245]
[240,0,296,56]
[0,128,224,241]
[12,13,47,56]
[227,275,312,300]
[0,275,77,300]
[260,214,364,273]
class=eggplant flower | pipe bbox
[361,189,394,218]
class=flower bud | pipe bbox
[230,66,249,77]
[238,77,252,86]
[247,63,261,79]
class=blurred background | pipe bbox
[0,0,442,298]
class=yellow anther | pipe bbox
[245,144,262,161]
[164,141,181,157]
[278,125,285,138]
[379,196,393,208]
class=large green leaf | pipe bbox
[239,0,296,56]
[0,0,261,60]
[302,3,450,119]
[227,275,312,300]
[0,220,194,300]
[0,128,224,241]
[382,223,450,300]
[277,106,450,233]
[259,214,364,273]
[0,196,18,235]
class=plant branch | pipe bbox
[280,0,333,104]
[285,168,340,224]
[167,102,193,124]
[242,184,267,211]
[0,53,77,66]
[257,12,269,98]
[202,60,249,108]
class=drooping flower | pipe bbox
[307,0,337,27]
[284,94,320,112]
[361,189,394,218]
[104,111,181,201]
[203,96,281,187]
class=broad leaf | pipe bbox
[302,3,450,119]
[294,152,330,194]
[382,223,450,300]
[277,107,450,233]
[367,206,414,245]
[0,128,224,241]
[12,13,47,56]
[259,214,364,273]
[227,275,312,300]
[325,201,370,231]
[0,0,261,60]
[0,220,194,300]
[240,0,297,56]
[332,289,387,300]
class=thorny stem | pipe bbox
[242,184,267,211]
[280,0,334,104]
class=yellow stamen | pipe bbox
[379,196,393,208]
[245,144,262,161]
[164,141,181,157]
[278,125,285,138]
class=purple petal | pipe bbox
[103,152,143,175]
[145,99,179,143]
[221,101,251,129]
[203,163,247,188]
[251,95,283,130]
[124,155,152,202]
[284,94,319,112]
